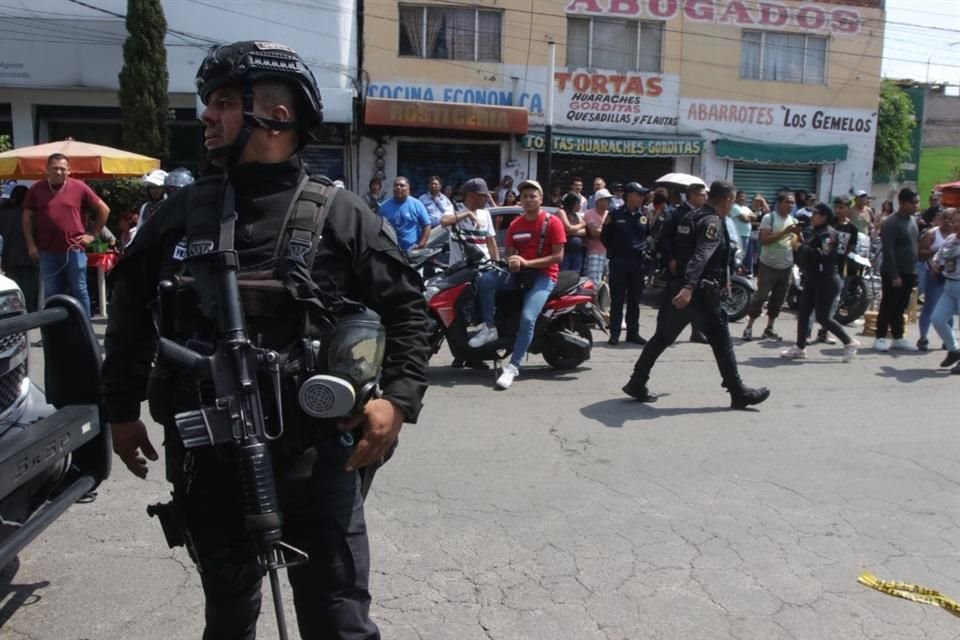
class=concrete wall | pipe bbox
[922,90,960,148]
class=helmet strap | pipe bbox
[206,82,301,166]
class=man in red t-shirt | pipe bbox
[23,153,110,317]
[468,179,566,389]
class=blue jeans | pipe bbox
[39,249,91,317]
[739,236,752,274]
[476,269,555,368]
[932,279,960,352]
[919,267,949,339]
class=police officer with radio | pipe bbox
[101,41,431,639]
[622,181,770,409]
[602,182,651,346]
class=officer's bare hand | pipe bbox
[507,255,525,272]
[672,286,692,309]
[338,399,404,472]
[111,420,159,479]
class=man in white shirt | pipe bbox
[419,175,454,227]
[441,177,499,266]
[441,177,499,369]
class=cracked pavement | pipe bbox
[2,320,958,639]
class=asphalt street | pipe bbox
[2,312,958,640]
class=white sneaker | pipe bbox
[842,340,861,363]
[891,338,918,352]
[873,338,890,352]
[780,346,806,359]
[468,325,498,348]
[495,363,518,389]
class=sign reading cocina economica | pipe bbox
[566,0,863,35]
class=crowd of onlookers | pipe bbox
[360,170,960,374]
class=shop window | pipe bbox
[565,17,662,72]
[740,31,827,84]
[399,5,502,62]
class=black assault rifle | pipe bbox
[155,250,307,640]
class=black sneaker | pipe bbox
[917,337,929,352]
[608,336,620,346]
[730,386,771,410]
[940,350,960,368]
[626,335,647,345]
[622,380,658,402]
[690,330,709,344]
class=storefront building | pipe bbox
[0,1,357,179]
[361,0,884,201]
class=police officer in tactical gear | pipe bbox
[101,41,431,639]
[622,181,770,409]
[658,183,709,343]
[602,181,651,346]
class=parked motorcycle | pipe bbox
[423,240,605,370]
[720,242,756,322]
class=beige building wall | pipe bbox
[364,0,884,110]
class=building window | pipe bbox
[565,17,663,72]
[399,5,502,62]
[740,31,827,84]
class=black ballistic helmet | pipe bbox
[196,41,324,163]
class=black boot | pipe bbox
[690,329,708,344]
[622,377,658,402]
[729,386,771,410]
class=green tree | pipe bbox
[873,81,915,181]
[118,0,169,159]
[0,134,10,152]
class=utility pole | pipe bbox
[544,39,556,191]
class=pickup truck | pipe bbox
[0,276,110,569]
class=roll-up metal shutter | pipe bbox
[397,142,501,196]
[733,164,817,203]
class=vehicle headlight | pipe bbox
[424,285,441,302]
[0,290,25,316]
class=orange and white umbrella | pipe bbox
[0,139,160,180]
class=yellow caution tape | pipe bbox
[858,572,960,617]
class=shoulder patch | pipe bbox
[704,222,720,240]
[173,239,187,261]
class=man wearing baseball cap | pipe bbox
[441,177,499,266]
[468,178,566,389]
[851,189,874,236]
[602,182,651,345]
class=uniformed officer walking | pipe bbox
[602,182,651,346]
[622,181,770,409]
[101,41,431,639]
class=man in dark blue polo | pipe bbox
[601,182,650,346]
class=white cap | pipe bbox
[593,188,613,201]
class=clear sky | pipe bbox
[881,0,960,89]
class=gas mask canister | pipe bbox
[296,308,386,419]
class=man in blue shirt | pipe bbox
[379,176,432,252]
[418,175,454,227]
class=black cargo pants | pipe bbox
[177,432,379,640]
[630,280,743,391]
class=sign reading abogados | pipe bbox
[566,0,867,34]
[522,134,704,157]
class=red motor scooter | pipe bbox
[423,240,607,370]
